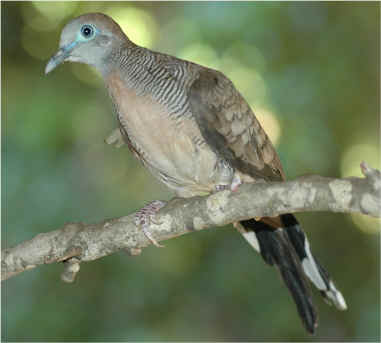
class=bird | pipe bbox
[45,12,347,334]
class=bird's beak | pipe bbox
[45,41,77,74]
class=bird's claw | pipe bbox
[215,184,229,192]
[215,174,242,193]
[230,174,242,192]
[134,200,167,247]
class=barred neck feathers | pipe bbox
[110,45,193,119]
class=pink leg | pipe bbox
[134,200,167,247]
[215,174,242,193]
[230,174,242,192]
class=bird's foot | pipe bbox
[134,200,167,248]
[215,175,242,193]
[230,174,242,192]
[215,184,229,192]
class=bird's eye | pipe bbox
[80,24,95,39]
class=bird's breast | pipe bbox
[106,72,222,197]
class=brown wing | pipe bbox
[189,68,285,182]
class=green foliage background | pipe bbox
[2,2,380,341]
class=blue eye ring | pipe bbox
[80,24,95,39]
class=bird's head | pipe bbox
[45,13,128,75]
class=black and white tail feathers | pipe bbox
[280,214,347,311]
[236,214,347,334]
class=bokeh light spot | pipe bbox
[350,213,380,234]
[254,108,282,146]
[178,43,220,70]
[104,7,156,48]
[31,1,78,22]
[21,6,58,32]
[340,143,380,178]
[226,66,268,106]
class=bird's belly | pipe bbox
[108,75,221,197]
[122,107,219,197]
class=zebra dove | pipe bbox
[46,13,347,334]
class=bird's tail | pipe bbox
[236,214,346,334]
[280,214,347,310]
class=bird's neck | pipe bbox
[100,42,157,88]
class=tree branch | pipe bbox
[2,163,380,282]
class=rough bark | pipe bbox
[2,163,380,282]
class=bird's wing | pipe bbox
[189,68,285,182]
